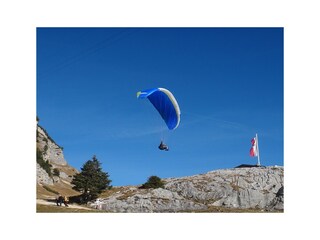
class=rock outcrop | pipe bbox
[90,166,283,212]
[37,163,54,185]
[36,124,78,188]
[37,125,67,166]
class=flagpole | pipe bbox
[256,133,261,166]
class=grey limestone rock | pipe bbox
[90,166,283,212]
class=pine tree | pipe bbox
[71,155,112,201]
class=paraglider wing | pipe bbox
[137,88,181,130]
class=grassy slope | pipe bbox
[36,202,282,213]
[36,204,100,213]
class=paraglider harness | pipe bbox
[158,141,169,151]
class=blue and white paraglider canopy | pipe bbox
[137,87,181,130]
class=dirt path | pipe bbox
[36,199,93,210]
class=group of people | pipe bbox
[56,194,69,207]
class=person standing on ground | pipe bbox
[56,194,63,206]
[63,196,69,207]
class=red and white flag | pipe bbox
[250,137,258,157]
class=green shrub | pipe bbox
[140,176,164,189]
[44,145,48,153]
[53,168,60,177]
[37,148,52,177]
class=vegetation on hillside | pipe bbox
[71,155,112,203]
[53,168,60,177]
[37,148,52,177]
[140,175,165,189]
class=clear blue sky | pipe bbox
[37,28,283,186]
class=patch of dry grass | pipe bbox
[180,206,283,213]
[36,204,100,213]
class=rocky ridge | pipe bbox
[90,166,284,212]
[36,124,78,196]
[37,125,66,166]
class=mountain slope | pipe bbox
[36,122,283,213]
[36,123,79,199]
[90,166,284,212]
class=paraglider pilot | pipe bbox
[159,141,169,151]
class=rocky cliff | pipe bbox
[90,166,284,212]
[37,125,67,166]
[36,123,79,197]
